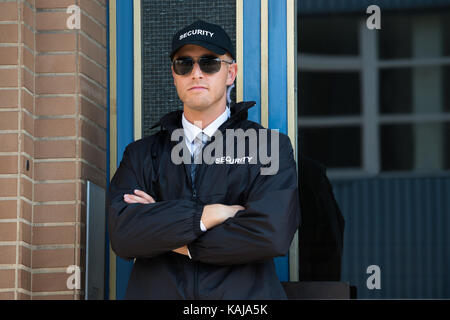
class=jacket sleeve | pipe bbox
[187,134,301,266]
[107,143,205,261]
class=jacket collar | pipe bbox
[150,101,256,134]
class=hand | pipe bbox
[123,190,189,257]
[123,189,155,204]
[201,204,245,229]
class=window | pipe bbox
[298,11,450,177]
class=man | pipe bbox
[107,20,300,299]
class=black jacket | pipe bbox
[107,101,301,299]
[298,156,345,281]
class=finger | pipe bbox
[125,194,151,204]
[134,189,155,203]
[123,194,139,203]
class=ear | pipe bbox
[226,63,237,86]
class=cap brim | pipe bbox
[171,40,228,60]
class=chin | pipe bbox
[184,99,211,111]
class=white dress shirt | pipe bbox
[181,106,230,258]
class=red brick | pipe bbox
[21,110,34,136]
[36,54,76,73]
[0,200,17,219]
[80,55,107,87]
[80,118,106,150]
[19,221,31,244]
[32,248,75,268]
[0,246,16,264]
[79,33,107,67]
[80,97,106,128]
[0,47,18,65]
[21,89,33,114]
[20,133,34,157]
[20,177,33,201]
[36,11,69,31]
[32,225,76,245]
[32,272,71,292]
[0,178,17,197]
[80,140,106,171]
[0,134,18,152]
[81,13,106,47]
[81,162,106,189]
[0,68,19,87]
[36,75,76,94]
[80,76,106,108]
[18,244,31,268]
[20,199,32,222]
[36,33,76,52]
[0,24,18,43]
[35,161,76,181]
[22,47,34,72]
[21,67,34,93]
[36,96,76,116]
[18,269,31,291]
[0,270,15,288]
[0,111,18,130]
[0,222,17,241]
[80,0,106,26]
[35,118,76,137]
[0,2,18,21]
[36,0,74,9]
[35,139,76,159]
[0,156,18,174]
[34,203,76,223]
[22,24,34,50]
[0,89,18,108]
[35,182,76,202]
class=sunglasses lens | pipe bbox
[173,59,193,75]
[198,57,221,74]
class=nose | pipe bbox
[190,61,204,78]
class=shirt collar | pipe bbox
[182,106,230,144]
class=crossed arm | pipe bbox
[123,189,244,256]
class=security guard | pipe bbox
[107,20,300,299]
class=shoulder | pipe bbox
[123,130,168,156]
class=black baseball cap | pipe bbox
[170,20,235,61]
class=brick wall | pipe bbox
[0,0,107,300]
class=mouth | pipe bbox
[188,86,208,91]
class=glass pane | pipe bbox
[445,66,450,113]
[380,13,448,60]
[379,15,412,60]
[299,126,361,168]
[442,12,450,57]
[380,68,412,114]
[380,66,446,115]
[298,15,359,55]
[299,71,361,116]
[380,123,450,171]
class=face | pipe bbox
[172,44,237,113]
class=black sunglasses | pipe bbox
[172,55,235,75]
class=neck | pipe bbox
[183,98,227,129]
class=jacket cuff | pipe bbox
[193,202,205,237]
